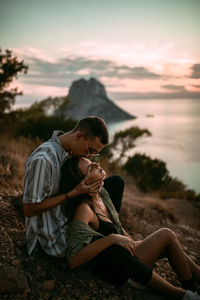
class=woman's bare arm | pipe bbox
[70,203,135,268]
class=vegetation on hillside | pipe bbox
[112,126,151,160]
[0,48,76,141]
[0,48,28,114]
[123,153,199,201]
[99,128,200,202]
[0,49,199,202]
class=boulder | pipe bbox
[0,266,29,294]
[55,77,135,123]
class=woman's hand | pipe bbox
[110,234,136,256]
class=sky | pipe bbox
[0,0,200,108]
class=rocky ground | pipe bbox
[0,182,200,300]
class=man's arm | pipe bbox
[23,193,67,217]
[23,178,103,217]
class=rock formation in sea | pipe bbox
[55,77,135,123]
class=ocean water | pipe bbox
[109,99,200,193]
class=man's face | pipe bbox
[72,133,105,158]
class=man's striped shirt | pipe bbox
[23,131,68,257]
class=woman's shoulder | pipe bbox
[74,201,94,224]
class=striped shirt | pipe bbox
[23,131,68,257]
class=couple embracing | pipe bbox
[23,116,200,299]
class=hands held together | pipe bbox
[110,234,136,256]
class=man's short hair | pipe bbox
[73,116,109,145]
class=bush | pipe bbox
[16,115,76,141]
[0,133,41,187]
[124,153,169,192]
[185,189,200,202]
[123,153,199,201]
[159,177,186,199]
[112,126,151,160]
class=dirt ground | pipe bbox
[0,182,200,300]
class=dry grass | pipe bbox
[0,134,199,299]
[0,134,41,189]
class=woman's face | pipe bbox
[78,157,106,184]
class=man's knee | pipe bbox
[112,175,124,188]
[103,175,124,212]
[104,175,124,189]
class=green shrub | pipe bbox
[16,115,76,141]
[112,126,151,159]
[124,153,169,191]
[159,177,186,199]
[185,189,200,202]
[123,153,198,200]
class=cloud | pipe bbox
[190,64,200,78]
[109,90,200,100]
[191,84,200,88]
[11,48,200,106]
[162,85,186,91]
[18,54,162,90]
[106,65,161,79]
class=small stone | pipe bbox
[43,292,50,300]
[185,237,194,243]
[36,265,41,272]
[12,259,20,266]
[62,288,67,294]
[15,248,22,255]
[43,280,55,291]
[22,288,31,299]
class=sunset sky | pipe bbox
[0,0,200,108]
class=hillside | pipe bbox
[0,135,200,299]
[0,181,200,299]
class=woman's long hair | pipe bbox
[60,157,92,219]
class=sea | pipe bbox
[108,98,200,194]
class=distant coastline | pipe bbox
[109,98,200,193]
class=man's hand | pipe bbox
[72,174,104,197]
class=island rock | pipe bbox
[55,78,135,123]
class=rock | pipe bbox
[11,259,20,266]
[43,280,55,291]
[185,237,194,243]
[40,270,46,279]
[0,266,29,294]
[61,288,67,294]
[55,77,135,123]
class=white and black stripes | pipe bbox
[23,131,68,257]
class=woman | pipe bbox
[60,157,200,300]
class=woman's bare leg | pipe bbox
[148,271,185,299]
[134,228,193,281]
[186,255,200,282]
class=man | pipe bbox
[23,116,124,258]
